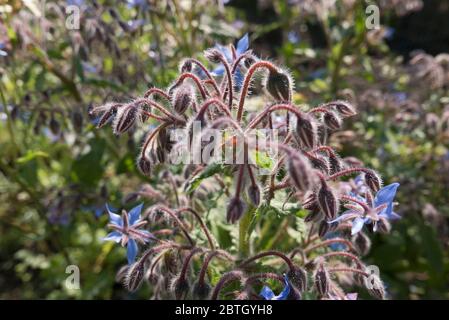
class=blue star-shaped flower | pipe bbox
[103,203,154,264]
[330,182,400,235]
[211,33,249,89]
[259,275,291,300]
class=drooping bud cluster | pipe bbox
[92,35,395,301]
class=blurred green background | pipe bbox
[0,0,448,299]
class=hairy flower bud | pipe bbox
[317,181,339,221]
[328,153,343,175]
[171,275,190,300]
[288,154,314,193]
[137,156,152,176]
[95,104,119,128]
[295,113,318,149]
[113,104,138,134]
[365,170,383,193]
[265,68,292,102]
[204,48,223,64]
[192,281,211,300]
[126,260,146,292]
[115,265,129,283]
[302,192,318,210]
[304,259,318,272]
[318,220,330,238]
[366,274,386,300]
[172,85,194,115]
[226,197,246,224]
[352,232,371,256]
[376,216,391,234]
[310,155,330,174]
[287,267,308,292]
[247,185,261,206]
[180,59,193,73]
[332,100,357,117]
[323,111,342,130]
[314,263,330,297]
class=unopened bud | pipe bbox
[317,181,339,221]
[192,281,211,300]
[365,170,382,193]
[180,59,193,73]
[328,153,343,175]
[295,114,318,149]
[366,274,385,300]
[265,68,292,102]
[310,155,330,174]
[96,105,118,128]
[113,105,137,134]
[318,220,330,238]
[288,154,315,193]
[287,267,308,292]
[314,263,330,297]
[352,232,371,256]
[226,197,246,224]
[376,216,391,234]
[332,100,357,117]
[247,185,261,206]
[137,156,152,176]
[204,48,223,64]
[173,85,194,115]
[171,275,190,300]
[126,260,146,292]
[115,265,129,283]
[323,111,342,130]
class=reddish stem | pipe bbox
[237,61,278,121]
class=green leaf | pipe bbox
[184,163,223,195]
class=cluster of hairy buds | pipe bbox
[95,36,393,300]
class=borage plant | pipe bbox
[91,35,400,300]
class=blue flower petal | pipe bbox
[351,217,365,235]
[374,183,399,207]
[103,231,122,243]
[215,44,232,62]
[234,69,244,90]
[236,33,249,54]
[211,65,225,76]
[276,276,291,300]
[260,286,275,300]
[128,203,144,225]
[106,203,122,226]
[328,210,360,224]
[126,238,138,264]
